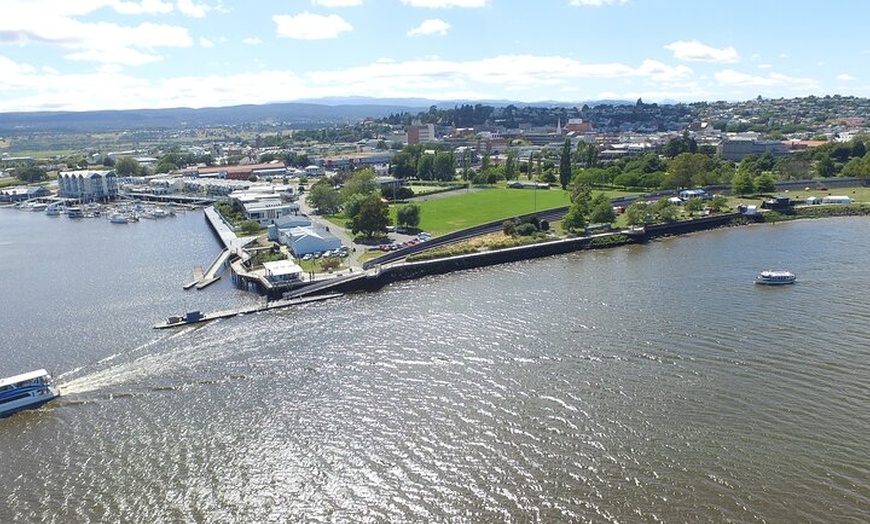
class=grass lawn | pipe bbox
[399,187,571,235]
[400,186,640,236]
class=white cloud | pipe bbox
[401,0,488,7]
[714,69,818,89]
[836,73,856,81]
[757,64,773,69]
[312,0,363,6]
[569,0,628,6]
[407,19,450,37]
[114,0,174,15]
[273,13,353,40]
[199,37,214,48]
[176,0,211,18]
[0,1,196,67]
[665,40,739,63]
[242,37,263,45]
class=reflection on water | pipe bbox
[1,210,869,523]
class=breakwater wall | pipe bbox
[298,213,749,299]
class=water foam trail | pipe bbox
[58,326,199,395]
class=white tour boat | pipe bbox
[755,270,796,286]
[0,369,60,418]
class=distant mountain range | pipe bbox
[0,97,635,135]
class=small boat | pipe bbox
[755,270,796,285]
[66,207,84,219]
[109,214,129,224]
[0,369,60,418]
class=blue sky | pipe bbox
[0,0,867,112]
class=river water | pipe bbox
[0,208,867,523]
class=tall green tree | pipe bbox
[754,173,777,194]
[340,168,379,203]
[351,193,390,238]
[559,139,572,190]
[731,171,755,196]
[433,151,456,181]
[504,150,518,181]
[114,156,141,176]
[588,193,616,224]
[307,182,341,214]
[417,153,435,180]
[396,203,421,228]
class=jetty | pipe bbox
[154,293,343,329]
[184,207,257,290]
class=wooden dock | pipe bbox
[153,293,343,329]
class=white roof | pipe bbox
[263,259,303,277]
[0,369,49,388]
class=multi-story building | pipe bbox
[717,137,790,161]
[406,122,436,144]
[57,170,118,202]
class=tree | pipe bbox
[504,150,518,181]
[342,192,369,219]
[624,201,653,226]
[417,153,435,180]
[396,203,421,228]
[653,199,679,222]
[666,153,708,189]
[588,193,616,224]
[350,194,390,238]
[754,172,777,194]
[114,156,141,176]
[816,156,837,177]
[391,151,416,179]
[561,205,587,233]
[16,166,47,183]
[840,156,870,178]
[340,168,379,203]
[307,182,341,214]
[559,139,572,190]
[239,220,261,236]
[731,171,754,196]
[432,151,456,181]
[683,197,704,216]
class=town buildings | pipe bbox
[57,170,119,202]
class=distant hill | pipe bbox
[0,101,430,135]
[0,97,634,135]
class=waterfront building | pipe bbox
[281,225,342,257]
[0,185,50,203]
[57,170,118,202]
[262,260,303,284]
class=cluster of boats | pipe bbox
[15,200,176,222]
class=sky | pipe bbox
[0,0,868,113]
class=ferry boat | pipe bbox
[0,369,60,418]
[755,270,796,286]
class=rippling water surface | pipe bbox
[1,209,868,523]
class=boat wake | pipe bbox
[58,327,199,396]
